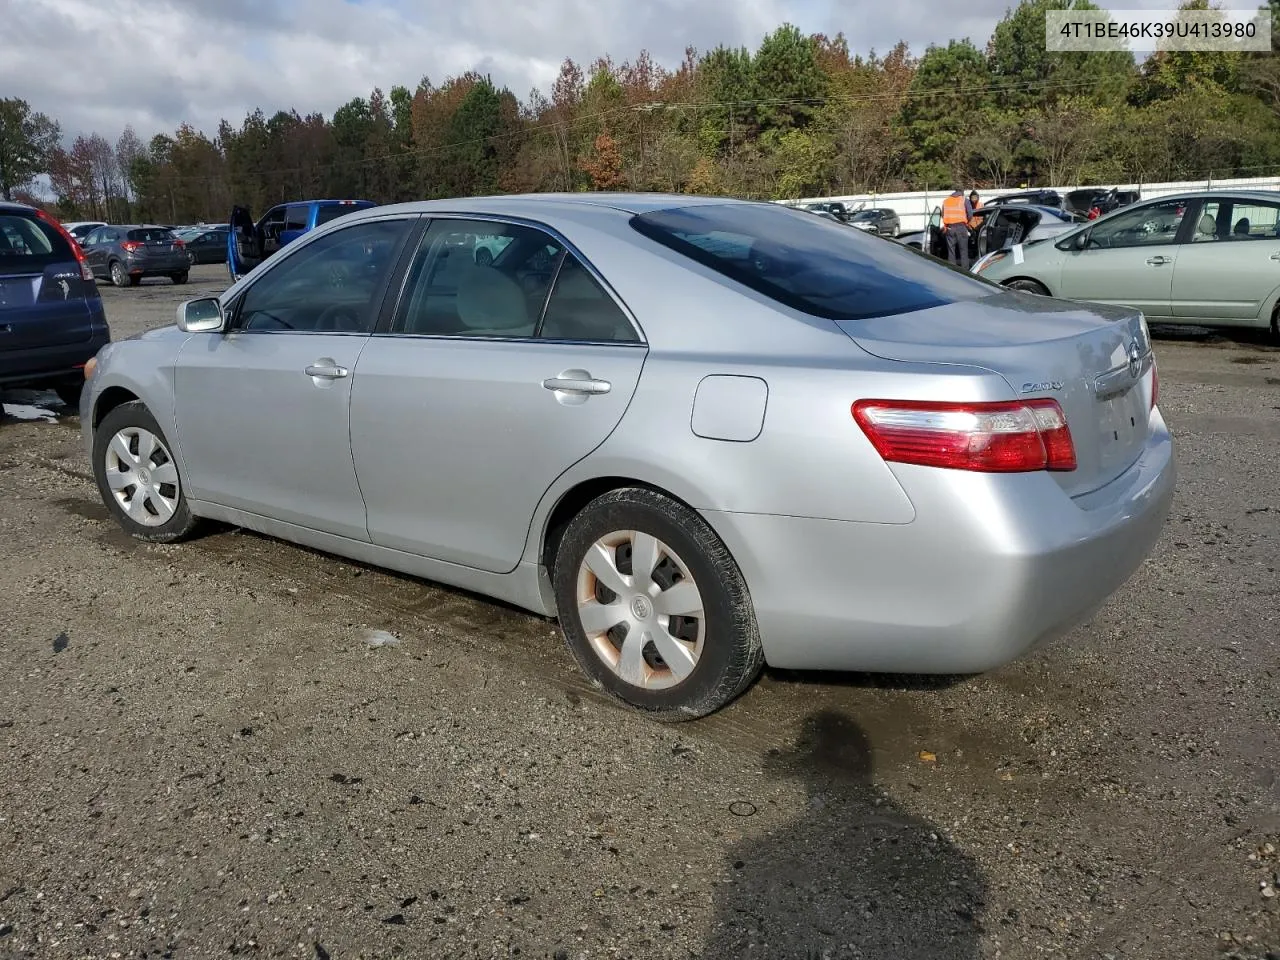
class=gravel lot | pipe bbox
[1,264,1278,959]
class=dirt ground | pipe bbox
[1,264,1278,960]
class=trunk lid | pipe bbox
[836,290,1155,497]
[0,264,96,351]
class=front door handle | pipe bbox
[305,360,349,380]
[1145,256,1172,266]
[1270,251,1280,261]
[542,374,611,396]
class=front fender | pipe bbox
[82,329,192,475]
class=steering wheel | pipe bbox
[314,303,364,332]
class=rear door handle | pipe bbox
[1145,256,1172,266]
[1270,251,1280,261]
[542,375,611,395]
[305,360,349,380]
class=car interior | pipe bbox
[395,222,636,342]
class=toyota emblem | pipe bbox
[1126,339,1141,378]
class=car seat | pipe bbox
[1232,217,1251,238]
[1194,213,1218,241]
[455,266,532,337]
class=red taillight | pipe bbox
[121,240,142,253]
[35,209,94,282]
[852,399,1078,473]
[172,237,185,249]
[1150,360,1159,410]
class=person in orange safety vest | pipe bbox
[941,187,975,270]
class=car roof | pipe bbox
[348,192,757,220]
[1134,189,1280,203]
[0,201,39,214]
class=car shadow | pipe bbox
[762,667,972,693]
[702,710,987,959]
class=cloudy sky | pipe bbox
[0,0,1232,143]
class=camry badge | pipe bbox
[1021,381,1063,393]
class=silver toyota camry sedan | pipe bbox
[81,194,1175,720]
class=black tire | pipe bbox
[109,260,129,288]
[552,487,764,721]
[187,251,197,266]
[1271,303,1280,347]
[92,401,199,543]
[1006,278,1050,296]
[171,271,189,285]
[52,379,83,411]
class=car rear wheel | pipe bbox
[1006,278,1050,296]
[187,251,197,266]
[109,261,129,287]
[171,271,189,285]
[552,487,764,721]
[92,401,199,543]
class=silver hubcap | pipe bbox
[575,530,705,690]
[104,427,180,527]
[113,264,125,284]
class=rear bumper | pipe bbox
[703,410,1175,674]
[125,254,188,274]
[0,329,109,389]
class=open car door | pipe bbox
[227,205,261,281]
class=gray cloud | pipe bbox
[0,0,1186,143]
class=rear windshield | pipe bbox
[630,203,996,322]
[0,213,74,271]
[128,228,175,242]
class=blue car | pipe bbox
[0,202,110,409]
[228,199,376,280]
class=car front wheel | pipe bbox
[552,487,764,721]
[92,401,199,543]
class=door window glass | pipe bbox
[393,220,565,338]
[1087,200,1187,248]
[233,219,409,334]
[1225,201,1280,240]
[284,205,309,232]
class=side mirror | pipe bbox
[1074,231,1091,250]
[176,297,225,333]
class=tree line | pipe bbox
[1,0,1277,224]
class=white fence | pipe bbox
[782,175,1280,234]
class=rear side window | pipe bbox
[0,213,73,268]
[127,228,174,243]
[630,203,996,322]
[315,204,359,227]
[285,205,309,232]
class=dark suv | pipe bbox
[80,224,190,287]
[0,203,110,408]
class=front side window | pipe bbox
[631,202,995,322]
[1087,199,1187,249]
[233,218,409,334]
